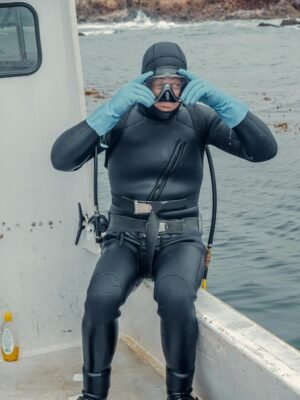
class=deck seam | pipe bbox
[120,334,165,378]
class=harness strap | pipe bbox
[111,192,199,214]
[107,213,200,278]
[107,214,200,234]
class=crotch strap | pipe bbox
[107,213,200,277]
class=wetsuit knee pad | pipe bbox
[85,273,123,323]
[154,275,196,321]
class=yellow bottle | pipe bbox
[1,311,19,362]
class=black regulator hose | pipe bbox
[93,146,101,243]
[202,145,217,290]
[93,146,109,244]
[93,146,99,208]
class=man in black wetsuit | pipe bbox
[51,42,277,400]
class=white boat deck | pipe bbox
[0,335,201,400]
[2,283,299,400]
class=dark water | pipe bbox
[78,18,300,349]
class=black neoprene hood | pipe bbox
[141,42,187,75]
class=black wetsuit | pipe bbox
[51,103,277,400]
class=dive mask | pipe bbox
[145,75,188,103]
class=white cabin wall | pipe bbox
[0,0,97,355]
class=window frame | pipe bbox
[0,2,42,78]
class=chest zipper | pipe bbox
[148,139,187,201]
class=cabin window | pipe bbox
[0,3,42,77]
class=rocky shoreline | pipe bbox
[76,0,300,23]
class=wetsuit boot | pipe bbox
[77,366,111,400]
[77,397,107,400]
[167,387,198,400]
[165,365,198,400]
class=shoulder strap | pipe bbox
[104,105,135,168]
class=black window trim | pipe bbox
[0,2,42,78]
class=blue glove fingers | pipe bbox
[184,82,204,105]
[180,79,200,101]
[133,71,154,84]
[177,68,198,81]
[114,83,154,113]
[179,68,249,127]
[190,88,206,105]
[134,84,155,101]
[135,94,154,108]
[86,72,154,137]
[185,86,207,105]
[133,89,155,107]
[189,87,207,105]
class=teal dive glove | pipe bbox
[86,71,155,136]
[177,69,248,128]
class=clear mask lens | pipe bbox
[146,76,187,91]
[145,76,188,103]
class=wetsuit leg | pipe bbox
[81,233,141,400]
[152,231,206,397]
